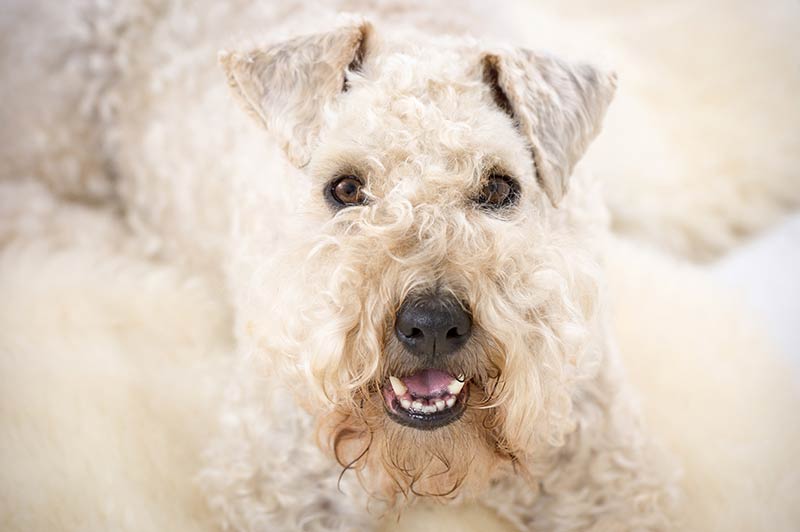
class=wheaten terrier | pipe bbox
[199,8,671,532]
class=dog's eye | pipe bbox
[327,175,367,207]
[476,174,519,209]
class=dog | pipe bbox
[196,7,677,531]
[0,1,798,531]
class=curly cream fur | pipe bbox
[201,21,663,523]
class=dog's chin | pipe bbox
[381,369,469,430]
[324,370,505,500]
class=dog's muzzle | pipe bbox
[382,292,472,429]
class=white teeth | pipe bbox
[447,378,466,395]
[389,376,408,396]
[394,383,462,415]
[400,396,457,413]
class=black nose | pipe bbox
[395,293,472,357]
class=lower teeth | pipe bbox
[387,375,466,415]
[398,394,458,414]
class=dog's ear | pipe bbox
[219,22,371,167]
[481,50,616,206]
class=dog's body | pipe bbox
[1,1,799,531]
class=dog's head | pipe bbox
[221,20,615,502]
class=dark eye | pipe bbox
[476,174,519,209]
[327,175,367,207]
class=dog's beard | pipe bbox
[289,249,601,504]
[321,375,514,504]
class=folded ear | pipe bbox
[219,22,371,167]
[481,50,616,206]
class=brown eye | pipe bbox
[327,175,367,207]
[477,174,519,209]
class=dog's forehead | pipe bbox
[314,41,532,195]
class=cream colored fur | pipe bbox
[0,1,798,531]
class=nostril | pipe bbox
[408,327,423,339]
[445,327,462,339]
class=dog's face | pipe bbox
[222,21,615,501]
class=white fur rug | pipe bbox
[1,0,799,529]
[715,214,800,364]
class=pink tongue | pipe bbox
[402,369,455,398]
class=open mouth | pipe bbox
[382,369,468,430]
